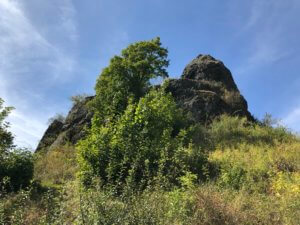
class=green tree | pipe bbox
[0,98,33,192]
[78,38,210,191]
[0,149,33,191]
[91,37,169,123]
[0,98,14,154]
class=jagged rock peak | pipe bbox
[165,54,254,123]
[35,96,94,152]
[35,119,64,152]
[182,54,238,91]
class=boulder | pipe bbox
[165,55,254,123]
[182,54,238,91]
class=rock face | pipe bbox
[182,55,238,90]
[36,55,253,152]
[165,54,254,123]
[35,96,94,152]
[35,120,64,152]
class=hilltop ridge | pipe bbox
[36,55,253,152]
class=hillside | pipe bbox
[1,39,299,225]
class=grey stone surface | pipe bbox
[165,55,253,123]
[35,96,94,152]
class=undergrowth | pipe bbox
[1,116,299,225]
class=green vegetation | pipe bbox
[90,37,169,123]
[0,98,14,152]
[1,39,299,224]
[70,94,89,105]
[2,115,299,224]
[78,89,211,191]
[0,98,33,192]
[47,113,65,125]
[34,146,77,186]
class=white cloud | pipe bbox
[0,0,78,149]
[282,107,300,133]
[8,111,47,150]
[0,0,77,81]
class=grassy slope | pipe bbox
[1,116,300,225]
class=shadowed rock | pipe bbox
[165,54,254,123]
[35,96,94,152]
[182,54,238,91]
[35,119,64,152]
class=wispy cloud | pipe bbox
[8,111,47,149]
[0,0,77,81]
[232,0,300,72]
[0,0,78,149]
[282,106,300,133]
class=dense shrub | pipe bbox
[78,38,212,191]
[0,98,34,192]
[0,149,34,192]
[78,90,211,191]
[0,183,62,225]
[70,93,89,106]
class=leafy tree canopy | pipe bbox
[91,37,169,123]
[78,38,210,192]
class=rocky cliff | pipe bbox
[35,96,94,152]
[36,55,254,152]
[165,55,254,123]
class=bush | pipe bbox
[70,94,89,106]
[78,38,214,191]
[47,113,65,125]
[0,98,34,192]
[0,182,63,225]
[0,149,34,192]
[78,90,211,191]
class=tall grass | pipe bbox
[34,145,78,186]
[1,116,299,224]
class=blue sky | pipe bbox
[1,0,300,149]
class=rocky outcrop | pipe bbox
[182,55,238,91]
[165,54,254,123]
[35,120,64,152]
[35,96,94,152]
[36,55,254,152]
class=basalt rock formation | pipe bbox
[36,55,254,152]
[35,96,94,152]
[164,54,254,123]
